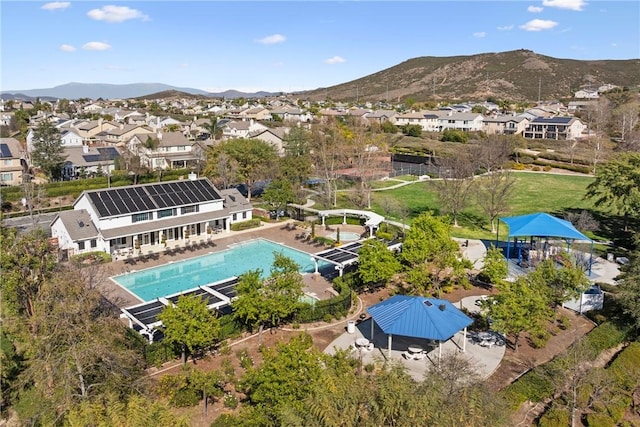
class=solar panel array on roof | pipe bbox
[0,144,12,158]
[82,147,120,163]
[87,179,222,217]
[125,300,166,326]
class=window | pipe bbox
[132,212,151,223]
[0,172,13,182]
[158,208,175,219]
[115,237,126,245]
[242,212,247,219]
[181,205,199,214]
[90,239,97,248]
[232,213,237,221]
[2,159,12,166]
[177,146,186,151]
[78,241,85,250]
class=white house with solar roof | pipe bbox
[50,174,252,258]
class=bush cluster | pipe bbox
[230,218,262,231]
[294,280,352,323]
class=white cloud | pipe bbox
[59,44,76,52]
[542,0,586,11]
[473,32,486,38]
[520,19,559,31]
[41,2,70,11]
[82,41,112,51]
[255,34,286,45]
[528,5,544,12]
[324,56,346,64]
[611,42,618,47]
[497,25,514,31]
[87,5,149,23]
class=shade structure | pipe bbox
[500,212,593,275]
[501,212,590,241]
[367,295,473,358]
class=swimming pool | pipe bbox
[113,239,328,302]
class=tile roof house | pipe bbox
[482,115,529,135]
[0,137,27,186]
[60,145,121,180]
[523,117,586,140]
[221,120,268,139]
[394,111,440,132]
[248,127,287,155]
[105,124,154,144]
[50,176,253,259]
[437,112,484,132]
[127,131,197,170]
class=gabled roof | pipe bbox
[500,212,591,241]
[0,137,22,158]
[530,117,576,125]
[367,295,473,341]
[51,209,100,241]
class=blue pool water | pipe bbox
[113,239,327,302]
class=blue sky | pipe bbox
[1,1,639,93]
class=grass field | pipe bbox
[368,172,601,240]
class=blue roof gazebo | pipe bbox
[367,295,473,359]
[500,212,593,275]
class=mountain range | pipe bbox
[2,50,638,102]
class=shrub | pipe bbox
[538,406,570,427]
[144,341,178,367]
[230,218,262,231]
[584,322,629,354]
[364,363,375,373]
[223,393,238,409]
[512,162,526,170]
[375,230,393,241]
[585,412,615,427]
[530,329,550,348]
[557,315,571,330]
[171,387,200,407]
[501,369,554,409]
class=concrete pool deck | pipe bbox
[98,220,365,308]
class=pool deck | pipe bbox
[98,220,365,308]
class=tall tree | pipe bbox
[309,119,348,207]
[475,170,516,233]
[436,152,476,227]
[205,138,277,201]
[261,178,296,217]
[472,135,516,173]
[233,254,304,340]
[615,245,640,330]
[158,295,220,365]
[585,152,640,229]
[30,120,65,180]
[203,115,223,141]
[357,239,401,289]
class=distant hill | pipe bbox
[303,49,640,102]
[0,82,278,101]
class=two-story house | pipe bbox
[221,120,268,139]
[394,111,440,132]
[437,112,484,132]
[523,117,586,140]
[61,145,121,180]
[0,137,26,186]
[50,176,253,258]
[482,115,529,135]
[127,131,197,170]
[104,124,154,144]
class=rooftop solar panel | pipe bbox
[126,300,167,326]
[209,277,239,299]
[0,144,12,158]
[87,193,111,217]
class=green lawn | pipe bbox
[369,172,601,240]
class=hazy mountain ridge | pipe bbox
[2,50,638,102]
[0,82,278,101]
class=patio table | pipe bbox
[408,345,424,354]
[355,337,370,348]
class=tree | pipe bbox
[615,246,640,330]
[612,101,639,142]
[261,178,296,217]
[203,116,223,141]
[472,135,516,173]
[484,275,553,351]
[435,153,476,227]
[357,239,401,289]
[233,254,304,340]
[309,119,349,207]
[402,124,422,137]
[158,295,220,365]
[585,152,640,229]
[30,120,65,180]
[475,170,516,233]
[480,245,508,284]
[528,255,590,307]
[205,138,277,201]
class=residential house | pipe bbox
[365,110,399,125]
[482,115,529,135]
[574,89,599,99]
[0,137,26,186]
[437,112,484,132]
[71,119,118,142]
[248,127,287,155]
[61,145,121,180]
[269,107,313,123]
[240,107,271,121]
[50,176,253,258]
[523,117,586,140]
[568,101,597,114]
[60,129,84,147]
[0,112,14,127]
[221,120,268,139]
[127,131,197,170]
[104,124,153,145]
[394,111,440,132]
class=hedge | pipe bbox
[230,218,262,231]
[537,406,570,427]
[532,159,592,174]
[294,280,352,323]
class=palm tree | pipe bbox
[204,116,223,141]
